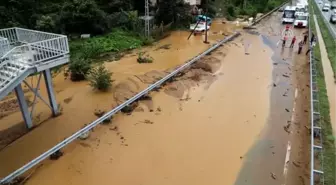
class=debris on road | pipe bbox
[270,172,277,180]
[293,161,301,167]
[284,124,291,133]
[50,150,63,160]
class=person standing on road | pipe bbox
[282,36,287,48]
[298,40,304,54]
[310,33,315,45]
[290,36,296,48]
[303,34,308,44]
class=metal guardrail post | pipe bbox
[309,7,325,184]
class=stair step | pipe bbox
[5,66,22,73]
[0,69,17,78]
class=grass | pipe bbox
[311,1,336,79]
[309,2,336,185]
[70,28,147,60]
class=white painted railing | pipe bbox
[0,27,69,91]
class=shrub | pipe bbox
[68,58,92,81]
[137,52,153,63]
[87,64,113,91]
[142,37,155,46]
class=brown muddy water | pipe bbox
[0,20,274,185]
[313,16,336,134]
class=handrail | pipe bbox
[0,32,241,184]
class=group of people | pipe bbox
[282,27,316,55]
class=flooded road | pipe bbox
[0,12,311,185]
[313,15,336,134]
[8,32,274,185]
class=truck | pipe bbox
[282,6,296,24]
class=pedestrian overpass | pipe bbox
[0,27,70,128]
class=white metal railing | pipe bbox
[0,28,19,45]
[15,28,65,44]
[0,28,69,90]
[309,9,325,185]
[0,27,69,67]
[0,37,10,57]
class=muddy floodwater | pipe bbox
[21,34,273,185]
[0,19,276,185]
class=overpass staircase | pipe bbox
[0,27,70,128]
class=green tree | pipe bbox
[156,0,191,27]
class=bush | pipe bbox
[68,58,92,81]
[87,64,113,91]
[137,52,153,63]
[142,37,155,46]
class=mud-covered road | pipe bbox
[0,11,311,185]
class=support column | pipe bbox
[15,84,33,129]
[43,69,59,116]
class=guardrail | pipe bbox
[250,1,289,26]
[309,14,325,185]
[0,32,241,184]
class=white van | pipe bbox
[294,12,309,28]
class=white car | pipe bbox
[189,23,210,32]
[322,3,331,11]
[318,0,323,4]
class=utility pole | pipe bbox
[203,0,209,44]
[144,0,150,37]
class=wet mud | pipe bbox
[0,20,240,178]
[0,13,310,185]
[234,12,311,185]
[11,32,274,185]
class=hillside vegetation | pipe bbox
[1,0,286,35]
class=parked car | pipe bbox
[330,14,336,23]
[322,3,331,11]
[331,1,336,9]
[318,0,323,4]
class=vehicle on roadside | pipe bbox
[330,14,336,23]
[322,3,331,11]
[196,15,212,26]
[189,23,210,32]
[331,1,336,9]
[295,4,307,16]
[318,0,323,4]
[294,12,309,27]
[282,6,296,24]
